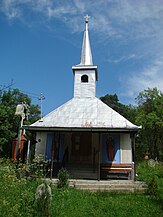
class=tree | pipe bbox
[135,88,163,160]
[100,94,137,123]
[0,88,40,157]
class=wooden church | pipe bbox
[25,16,139,180]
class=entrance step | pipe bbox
[51,179,147,192]
[66,163,98,180]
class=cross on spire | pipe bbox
[78,14,92,66]
[84,14,90,23]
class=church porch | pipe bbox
[34,130,136,180]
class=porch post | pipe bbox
[98,133,101,181]
[50,132,55,180]
[131,133,136,181]
[26,140,31,165]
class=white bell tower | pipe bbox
[72,15,98,98]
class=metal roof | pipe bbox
[30,97,139,131]
[79,15,93,66]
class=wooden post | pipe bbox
[26,140,31,165]
[50,133,55,180]
[131,133,136,181]
[98,133,101,181]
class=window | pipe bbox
[81,75,88,83]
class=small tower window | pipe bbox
[81,75,88,83]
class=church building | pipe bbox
[25,16,139,180]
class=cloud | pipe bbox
[1,0,163,103]
[107,54,137,63]
[1,0,163,38]
[121,57,163,100]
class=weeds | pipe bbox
[0,159,163,217]
[147,175,158,196]
[57,167,69,189]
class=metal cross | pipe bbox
[84,14,90,23]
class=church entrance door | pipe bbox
[71,132,92,164]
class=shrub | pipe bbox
[136,160,162,183]
[0,158,38,216]
[147,175,158,196]
[12,155,48,179]
[57,168,69,189]
[29,154,48,178]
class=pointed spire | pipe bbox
[79,15,93,66]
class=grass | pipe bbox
[136,160,163,197]
[0,158,163,217]
[51,188,163,217]
[0,158,40,217]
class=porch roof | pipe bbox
[25,97,140,132]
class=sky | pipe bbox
[0,0,163,116]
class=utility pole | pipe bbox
[0,80,14,98]
[38,93,45,120]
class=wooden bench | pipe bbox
[100,163,133,180]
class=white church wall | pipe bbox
[74,70,96,98]
[120,134,132,164]
[35,132,47,157]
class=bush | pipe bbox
[29,154,48,178]
[57,168,69,189]
[13,155,49,179]
[0,158,39,217]
[136,161,163,199]
[147,175,158,196]
[136,160,163,183]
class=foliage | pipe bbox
[14,155,49,179]
[137,161,163,182]
[147,175,158,196]
[57,167,69,188]
[29,154,49,178]
[51,187,163,217]
[0,158,163,217]
[136,88,163,160]
[0,158,39,217]
[136,161,163,199]
[100,94,137,123]
[0,88,40,157]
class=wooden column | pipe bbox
[98,133,101,181]
[131,133,136,181]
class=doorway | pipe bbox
[71,132,92,164]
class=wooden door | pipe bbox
[71,132,92,163]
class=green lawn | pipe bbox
[51,188,163,217]
[0,159,163,217]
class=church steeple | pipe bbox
[79,15,93,66]
[72,16,98,99]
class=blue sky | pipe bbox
[0,0,163,116]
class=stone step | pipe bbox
[69,173,98,180]
[51,179,147,192]
[66,163,97,170]
[66,164,97,179]
[77,187,136,192]
[70,181,146,189]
